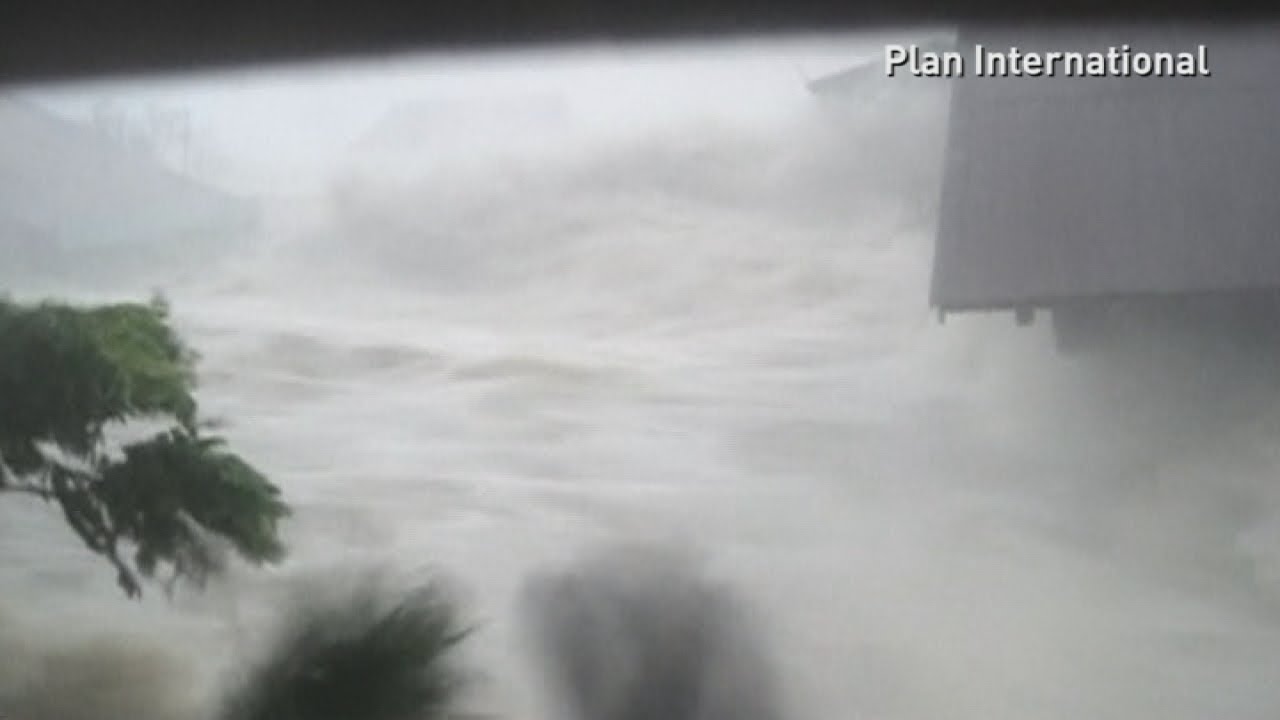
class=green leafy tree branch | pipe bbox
[0,294,289,598]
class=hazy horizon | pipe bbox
[4,27,1280,720]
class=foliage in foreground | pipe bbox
[0,294,289,598]
[522,545,786,720]
[220,578,472,720]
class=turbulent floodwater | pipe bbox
[6,37,1280,720]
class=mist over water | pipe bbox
[5,33,1280,720]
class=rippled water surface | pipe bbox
[4,34,1280,720]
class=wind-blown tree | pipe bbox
[220,575,473,720]
[0,294,289,598]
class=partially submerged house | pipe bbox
[813,26,1280,349]
[933,24,1280,348]
[0,96,259,286]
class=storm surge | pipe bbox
[4,33,1280,720]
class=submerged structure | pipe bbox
[814,26,1280,349]
[933,25,1280,348]
[0,96,259,286]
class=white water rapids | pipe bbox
[4,33,1280,720]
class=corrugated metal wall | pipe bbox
[931,24,1280,310]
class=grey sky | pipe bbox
[16,33,904,193]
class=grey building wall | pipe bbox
[931,24,1280,310]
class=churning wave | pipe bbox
[7,34,1280,720]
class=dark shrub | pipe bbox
[220,574,471,720]
[521,545,786,720]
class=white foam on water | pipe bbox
[4,30,1280,720]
